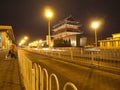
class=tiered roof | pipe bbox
[53,15,80,30]
[52,15,82,39]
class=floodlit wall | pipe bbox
[1,32,7,49]
[63,35,77,46]
[0,25,15,49]
[99,33,120,48]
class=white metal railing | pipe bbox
[33,63,39,90]
[18,49,78,90]
[18,51,32,90]
[63,82,78,90]
[42,68,48,90]
[27,48,120,69]
[49,73,60,90]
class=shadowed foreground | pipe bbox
[0,51,24,90]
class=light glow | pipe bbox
[24,36,28,40]
[45,9,53,18]
[91,21,100,29]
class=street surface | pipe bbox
[21,49,120,90]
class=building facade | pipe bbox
[0,25,15,49]
[52,16,86,47]
[99,33,120,48]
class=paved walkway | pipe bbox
[0,50,24,90]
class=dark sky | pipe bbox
[0,0,120,43]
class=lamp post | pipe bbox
[45,8,53,49]
[91,21,100,47]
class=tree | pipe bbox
[54,38,71,47]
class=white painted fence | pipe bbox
[18,50,78,90]
[28,47,120,69]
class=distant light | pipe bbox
[24,36,28,40]
[50,43,53,47]
[19,39,25,46]
[21,40,25,43]
[39,39,42,43]
[28,43,31,46]
[35,41,39,44]
[19,43,22,46]
[42,48,49,50]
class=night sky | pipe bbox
[0,0,120,43]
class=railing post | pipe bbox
[63,82,78,90]
[32,69,35,90]
[58,52,61,58]
[28,60,33,90]
[38,65,43,90]
[70,48,73,60]
[42,68,48,90]
[49,73,59,90]
[91,52,94,65]
[33,63,39,90]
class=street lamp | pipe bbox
[24,36,28,40]
[91,21,100,47]
[45,8,53,49]
[19,36,29,46]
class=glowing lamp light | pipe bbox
[91,21,100,29]
[24,36,28,40]
[45,9,53,18]
[21,40,25,43]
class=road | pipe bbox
[21,49,120,90]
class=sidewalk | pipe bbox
[0,50,24,90]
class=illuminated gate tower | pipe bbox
[52,16,83,46]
